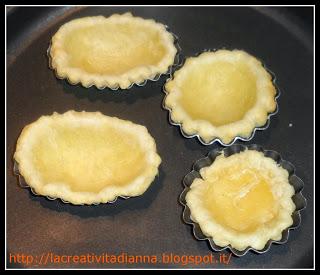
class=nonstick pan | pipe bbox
[6,6,314,268]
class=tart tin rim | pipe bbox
[179,144,307,257]
[162,48,281,146]
[13,160,153,206]
[47,26,182,91]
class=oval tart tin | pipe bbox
[47,28,181,91]
[13,161,132,206]
[179,144,307,256]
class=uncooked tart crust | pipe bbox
[185,150,295,251]
[49,13,177,89]
[14,111,161,205]
[164,50,277,145]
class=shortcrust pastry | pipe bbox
[164,50,277,144]
[185,150,295,251]
[49,13,177,89]
[14,111,161,205]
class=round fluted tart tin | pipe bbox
[179,144,306,256]
[162,49,280,146]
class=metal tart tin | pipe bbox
[47,28,181,91]
[162,49,280,146]
[13,160,135,205]
[179,144,306,256]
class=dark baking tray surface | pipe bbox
[6,6,314,268]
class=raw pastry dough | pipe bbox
[14,111,161,205]
[49,13,177,89]
[186,150,295,251]
[164,50,277,144]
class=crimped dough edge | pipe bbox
[185,150,295,251]
[49,12,177,90]
[14,110,162,205]
[164,50,277,145]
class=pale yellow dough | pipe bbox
[49,13,177,89]
[14,111,161,205]
[164,50,277,144]
[186,150,295,251]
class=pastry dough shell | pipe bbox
[14,111,161,205]
[49,13,177,90]
[164,50,277,145]
[185,150,295,251]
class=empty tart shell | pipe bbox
[180,144,306,256]
[14,111,161,205]
[48,12,178,90]
[163,49,279,145]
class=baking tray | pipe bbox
[6,6,314,268]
